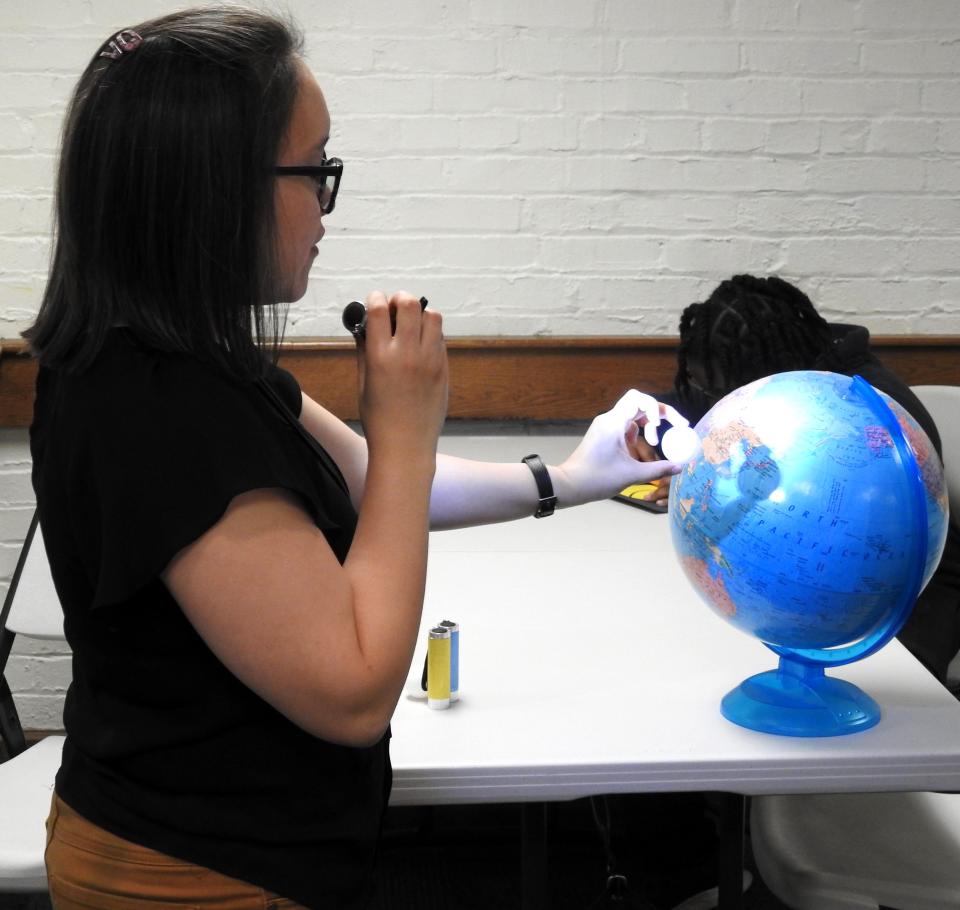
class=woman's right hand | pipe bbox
[355,290,448,466]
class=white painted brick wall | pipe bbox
[3,0,960,728]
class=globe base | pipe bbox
[720,656,881,737]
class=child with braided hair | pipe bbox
[673,274,938,438]
[639,274,960,691]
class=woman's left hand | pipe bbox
[553,389,686,508]
[627,434,673,505]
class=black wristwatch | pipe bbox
[522,454,557,518]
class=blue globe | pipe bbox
[670,371,949,736]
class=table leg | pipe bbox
[717,793,746,910]
[521,802,549,910]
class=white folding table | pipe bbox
[390,436,960,908]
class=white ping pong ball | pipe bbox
[660,425,701,464]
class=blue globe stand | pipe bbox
[721,656,881,737]
[719,376,928,737]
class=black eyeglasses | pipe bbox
[273,157,343,214]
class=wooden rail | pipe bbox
[2,335,959,426]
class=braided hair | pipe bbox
[675,275,839,413]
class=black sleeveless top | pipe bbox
[30,329,389,909]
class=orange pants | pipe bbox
[45,793,305,909]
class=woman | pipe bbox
[27,8,680,909]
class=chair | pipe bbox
[0,510,66,894]
[912,385,960,529]
[913,385,960,688]
[751,792,960,910]
[750,385,960,910]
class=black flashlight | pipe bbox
[342,296,428,338]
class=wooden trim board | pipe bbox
[1,335,958,426]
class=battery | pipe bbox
[438,620,459,702]
[427,626,451,710]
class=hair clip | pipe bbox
[99,30,143,60]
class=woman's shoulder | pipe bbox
[34,330,288,460]
[56,330,254,413]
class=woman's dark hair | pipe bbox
[675,274,839,406]
[23,7,305,378]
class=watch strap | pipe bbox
[522,454,557,518]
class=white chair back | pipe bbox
[0,512,66,895]
[4,517,63,639]
[0,735,64,892]
[911,385,960,687]
[912,384,960,526]
[751,791,960,910]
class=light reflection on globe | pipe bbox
[670,371,949,736]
